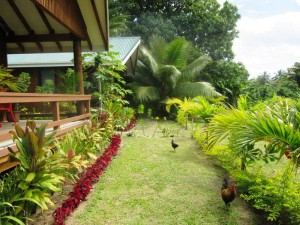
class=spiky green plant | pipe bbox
[166,96,223,130]
[208,97,300,170]
[8,121,64,215]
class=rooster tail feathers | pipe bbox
[221,177,229,190]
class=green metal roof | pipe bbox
[110,37,140,65]
[7,37,140,68]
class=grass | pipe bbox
[65,119,265,225]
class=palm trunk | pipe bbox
[185,117,188,130]
[241,158,246,171]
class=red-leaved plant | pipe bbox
[122,118,136,132]
[52,134,121,225]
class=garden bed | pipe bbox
[63,120,267,225]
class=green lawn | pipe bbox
[65,120,265,225]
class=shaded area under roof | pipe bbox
[0,0,109,53]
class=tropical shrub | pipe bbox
[0,201,26,225]
[137,104,144,118]
[198,96,300,223]
[0,170,33,225]
[35,79,55,94]
[72,125,102,157]
[8,121,64,215]
[207,97,300,170]
[16,72,31,93]
[90,110,115,150]
[53,131,90,183]
[0,66,19,92]
[166,96,224,131]
[120,107,135,123]
[195,124,300,224]
[56,68,77,94]
[84,51,131,110]
[240,164,300,224]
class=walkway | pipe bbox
[64,120,264,225]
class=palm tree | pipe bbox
[132,36,220,115]
[109,9,128,36]
[208,96,300,170]
[287,62,300,87]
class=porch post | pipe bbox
[73,38,84,94]
[73,38,85,114]
[0,30,7,67]
[52,102,60,130]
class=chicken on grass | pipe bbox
[221,177,236,207]
[171,139,178,151]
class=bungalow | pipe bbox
[7,36,140,93]
[0,0,140,172]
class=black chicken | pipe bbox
[171,139,179,151]
[221,177,236,207]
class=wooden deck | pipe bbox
[0,119,91,173]
[0,120,51,135]
[0,93,92,172]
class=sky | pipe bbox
[218,0,300,78]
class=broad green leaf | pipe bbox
[9,130,18,140]
[24,190,33,199]
[17,182,28,190]
[25,173,36,183]
[15,125,25,138]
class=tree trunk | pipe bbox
[241,158,246,171]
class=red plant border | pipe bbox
[117,118,136,132]
[122,118,136,131]
[52,134,121,225]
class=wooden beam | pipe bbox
[104,0,109,51]
[0,17,13,36]
[91,0,108,49]
[0,16,25,52]
[35,6,62,51]
[0,29,7,66]
[6,33,74,43]
[52,101,60,130]
[32,0,89,40]
[73,38,84,95]
[7,0,43,52]
[0,93,91,104]
[73,38,85,114]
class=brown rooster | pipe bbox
[221,177,236,207]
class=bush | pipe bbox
[240,164,300,224]
[8,122,64,216]
[193,122,300,224]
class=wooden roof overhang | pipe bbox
[0,0,109,55]
[0,0,109,96]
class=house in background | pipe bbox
[7,36,141,93]
[0,0,141,172]
[0,0,110,95]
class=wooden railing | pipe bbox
[0,92,92,172]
